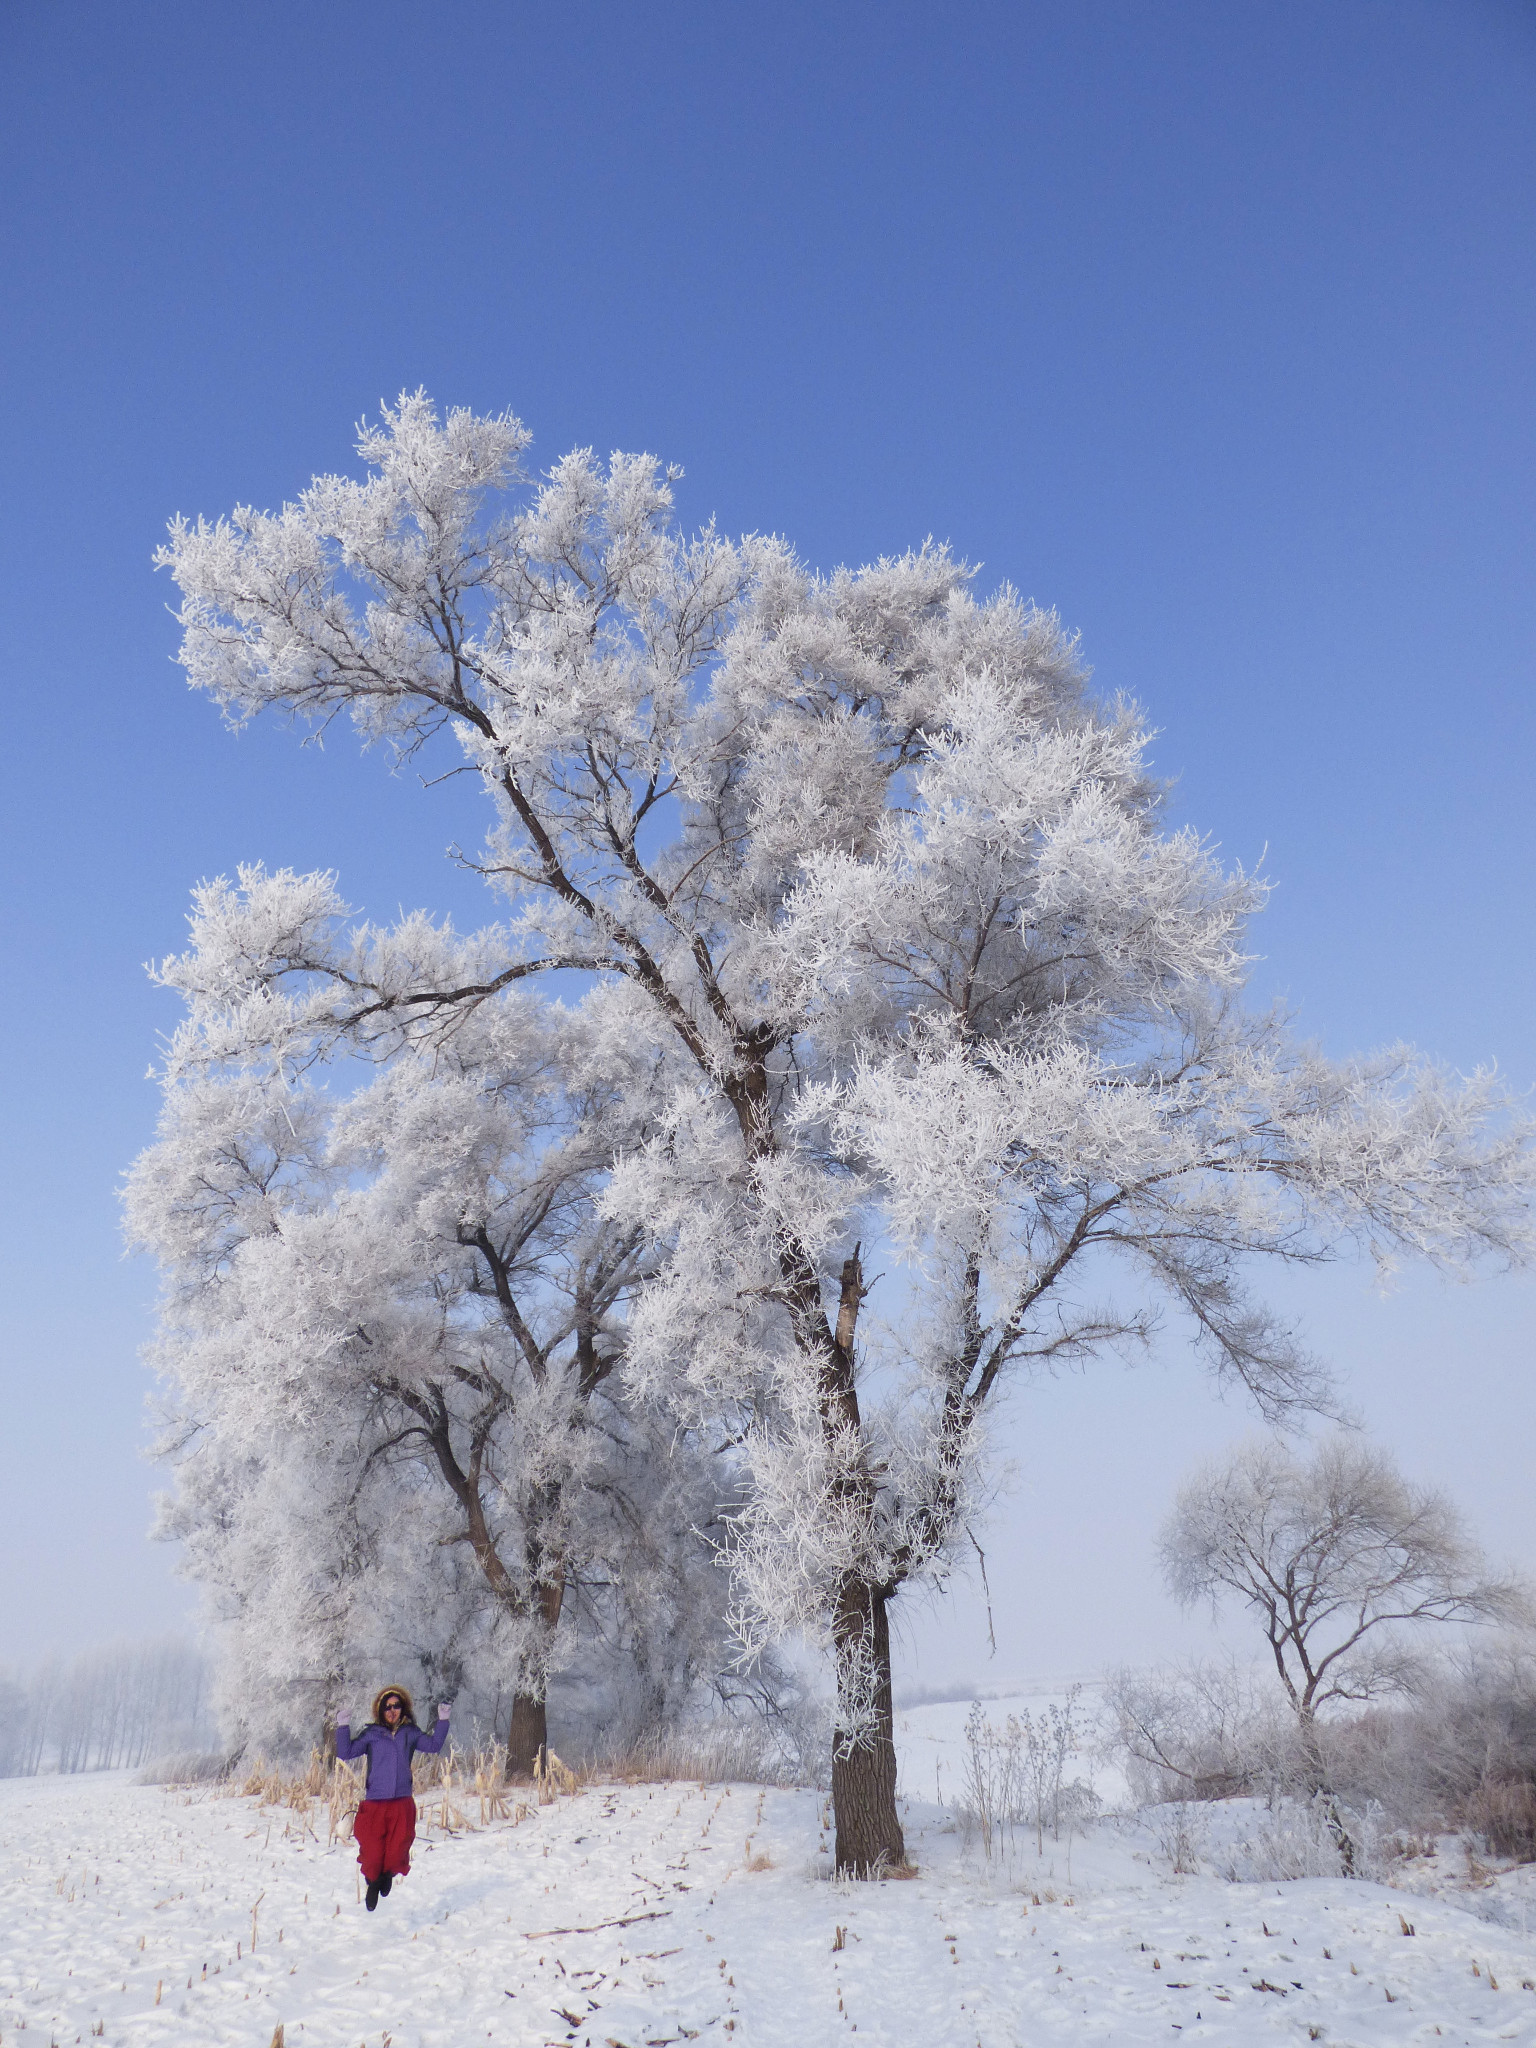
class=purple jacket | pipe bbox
[335,1712,449,1801]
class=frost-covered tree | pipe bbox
[154,393,1532,1871]
[126,909,730,1770]
[1160,1436,1528,1867]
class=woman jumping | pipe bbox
[336,1685,450,1910]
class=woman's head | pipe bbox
[371,1683,418,1728]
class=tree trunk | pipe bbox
[1320,1791,1357,1876]
[506,1690,548,1779]
[503,1558,564,1781]
[831,1578,906,1875]
[1298,1710,1356,1875]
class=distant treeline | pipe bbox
[0,1637,219,1775]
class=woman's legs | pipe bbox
[353,1800,388,1884]
[379,1796,417,1877]
[353,1797,417,1893]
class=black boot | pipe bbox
[378,1873,393,1898]
[365,1880,380,1912]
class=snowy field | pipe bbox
[6,1743,1536,2048]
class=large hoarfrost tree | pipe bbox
[153,394,1532,1870]
[1161,1436,1528,1868]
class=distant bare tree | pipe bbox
[1160,1436,1527,1870]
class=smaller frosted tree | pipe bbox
[125,870,729,1770]
[1160,1436,1527,1868]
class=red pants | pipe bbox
[353,1797,417,1881]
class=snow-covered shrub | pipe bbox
[958,1689,1098,1865]
[1217,1790,1367,1882]
[1355,1640,1536,1861]
[1104,1662,1288,1805]
[1112,1640,1536,1878]
[1149,1800,1210,1874]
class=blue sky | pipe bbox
[1,1,1532,1683]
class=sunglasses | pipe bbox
[382,1700,404,1714]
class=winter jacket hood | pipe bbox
[370,1683,418,1728]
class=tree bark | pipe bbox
[506,1691,548,1779]
[506,1573,564,1780]
[1297,1709,1356,1875]
[831,1579,906,1875]
[1321,1793,1357,1877]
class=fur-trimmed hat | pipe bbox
[371,1683,418,1727]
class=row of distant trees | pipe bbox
[0,1637,216,1777]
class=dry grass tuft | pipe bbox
[1466,1776,1536,1863]
[584,1722,799,1788]
[202,1741,546,1842]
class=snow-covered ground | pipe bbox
[6,1757,1536,2047]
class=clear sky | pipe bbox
[1,1,1531,1690]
